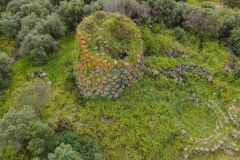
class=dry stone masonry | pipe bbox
[74,12,144,98]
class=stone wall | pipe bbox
[74,30,144,98]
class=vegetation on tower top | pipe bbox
[77,11,143,62]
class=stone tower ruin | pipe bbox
[74,11,144,98]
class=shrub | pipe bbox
[83,0,105,15]
[228,27,240,56]
[19,30,58,64]
[1,0,65,64]
[1,0,54,37]
[234,60,240,78]
[0,52,14,85]
[57,0,84,29]
[1,11,21,38]
[201,2,215,10]
[184,8,220,36]
[102,0,151,20]
[35,13,66,37]
[141,26,172,56]
[17,13,41,42]
[219,10,240,38]
[0,0,11,6]
[174,26,185,40]
[0,106,56,156]
[48,143,82,160]
[223,0,240,8]
[15,79,52,119]
[59,131,103,160]
[148,0,178,26]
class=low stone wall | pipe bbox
[74,30,144,98]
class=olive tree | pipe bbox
[57,0,84,29]
[148,0,178,26]
[0,106,56,156]
[15,79,52,119]
[219,10,240,38]
[1,0,66,64]
[184,8,220,36]
[1,0,51,32]
[35,13,66,37]
[19,30,58,64]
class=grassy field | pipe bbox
[0,23,240,159]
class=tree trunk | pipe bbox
[36,107,42,119]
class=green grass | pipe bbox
[0,32,16,55]
[1,24,240,159]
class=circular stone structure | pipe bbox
[74,11,144,98]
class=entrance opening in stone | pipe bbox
[118,50,128,59]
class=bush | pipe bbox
[228,27,240,56]
[0,0,11,6]
[223,0,240,8]
[0,106,56,156]
[0,52,14,85]
[201,2,215,10]
[184,8,220,36]
[15,79,52,119]
[1,0,66,64]
[234,60,240,78]
[141,26,172,56]
[102,0,151,21]
[48,143,82,160]
[1,0,54,37]
[59,131,103,160]
[174,26,185,40]
[57,0,84,29]
[219,10,240,38]
[35,13,66,37]
[148,0,178,26]
[83,0,105,15]
[19,30,58,64]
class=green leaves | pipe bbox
[0,106,36,151]
[19,30,58,64]
[1,0,66,64]
[48,143,82,160]
[57,0,84,29]
[0,106,57,157]
[0,52,14,87]
[229,27,240,56]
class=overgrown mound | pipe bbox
[77,11,143,61]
